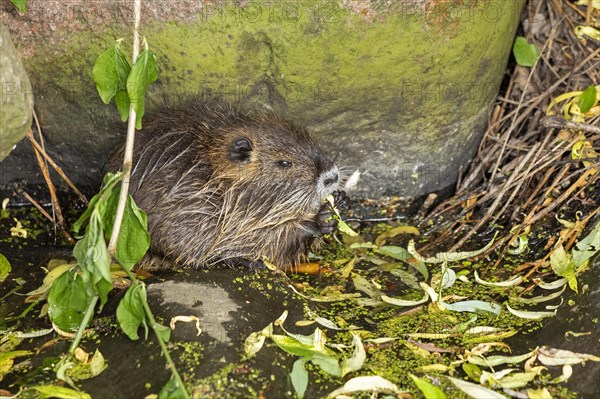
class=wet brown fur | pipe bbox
[107,102,339,270]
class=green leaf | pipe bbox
[72,172,122,233]
[513,36,539,67]
[127,50,158,129]
[104,190,150,270]
[0,253,11,283]
[73,212,113,306]
[310,354,342,377]
[117,284,148,340]
[93,45,131,105]
[549,244,578,293]
[48,271,91,332]
[154,322,172,343]
[291,359,309,399]
[462,363,482,381]
[72,193,100,234]
[114,89,131,121]
[578,85,598,113]
[32,385,92,399]
[375,225,420,247]
[89,349,107,377]
[375,246,428,279]
[118,196,150,270]
[10,0,27,13]
[409,374,446,399]
[158,372,188,399]
[573,222,599,268]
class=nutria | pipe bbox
[107,102,346,270]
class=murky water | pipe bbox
[2,216,599,398]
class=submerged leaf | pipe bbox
[506,304,556,320]
[341,333,366,376]
[441,299,501,315]
[448,376,508,399]
[291,359,308,399]
[375,246,428,279]
[514,285,566,304]
[408,232,498,264]
[474,271,523,287]
[381,290,429,307]
[33,385,92,399]
[409,374,446,399]
[327,376,406,398]
[467,351,535,368]
[537,346,600,366]
[375,225,420,247]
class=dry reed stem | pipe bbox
[25,129,74,244]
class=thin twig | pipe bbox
[25,129,75,244]
[22,192,54,222]
[541,115,600,135]
[26,127,88,205]
[526,168,596,226]
[450,140,540,251]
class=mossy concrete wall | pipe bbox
[0,0,526,199]
[0,22,33,161]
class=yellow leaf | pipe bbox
[575,26,600,42]
[574,0,599,10]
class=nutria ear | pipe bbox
[229,137,253,163]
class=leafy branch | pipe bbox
[44,0,189,397]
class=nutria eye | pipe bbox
[277,160,292,168]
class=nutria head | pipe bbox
[203,110,340,213]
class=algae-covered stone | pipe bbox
[0,22,33,161]
[0,0,526,199]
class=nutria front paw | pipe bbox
[315,207,338,235]
[332,190,350,210]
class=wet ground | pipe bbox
[1,208,599,398]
